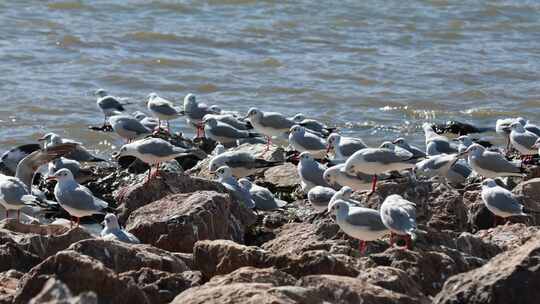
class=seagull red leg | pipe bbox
[359,240,366,254]
[17,210,20,222]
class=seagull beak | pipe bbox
[37,136,47,141]
[326,145,332,153]
[112,152,120,160]
[46,176,57,181]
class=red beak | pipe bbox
[46,176,56,181]
[326,145,332,153]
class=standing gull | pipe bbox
[147,93,183,132]
[0,175,36,221]
[496,118,516,151]
[109,114,151,143]
[481,179,530,226]
[38,133,104,163]
[517,117,540,137]
[454,135,473,153]
[289,125,327,159]
[307,186,336,212]
[506,122,538,161]
[423,123,458,156]
[0,143,41,176]
[48,157,93,184]
[414,153,469,186]
[458,144,523,178]
[203,113,252,130]
[203,117,260,146]
[297,152,331,193]
[209,150,280,178]
[323,164,372,192]
[380,194,417,249]
[392,138,426,159]
[94,89,127,127]
[215,166,255,209]
[184,93,215,138]
[48,168,108,227]
[238,178,287,210]
[245,108,295,151]
[292,113,335,137]
[101,213,140,244]
[326,133,367,164]
[133,111,159,131]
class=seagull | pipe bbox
[329,186,361,206]
[109,114,151,143]
[481,179,530,227]
[307,186,336,212]
[212,144,226,156]
[147,93,183,132]
[183,93,215,138]
[454,135,473,153]
[291,113,335,137]
[101,213,140,244]
[203,117,260,146]
[496,118,516,151]
[208,150,280,178]
[214,166,255,209]
[48,168,108,227]
[94,89,127,127]
[506,121,538,161]
[380,194,417,249]
[297,152,331,193]
[457,144,523,178]
[343,147,416,194]
[326,133,367,164]
[203,113,251,131]
[422,123,458,156]
[414,153,467,186]
[516,117,540,137]
[245,108,295,151]
[289,125,327,159]
[48,157,93,184]
[323,164,372,192]
[132,111,159,131]
[0,175,37,221]
[0,143,41,176]
[38,133,104,163]
[392,138,426,159]
[328,196,389,254]
[114,138,198,182]
[238,178,287,210]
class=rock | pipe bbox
[171,283,322,304]
[473,223,539,251]
[455,232,503,260]
[513,178,540,224]
[463,190,498,231]
[126,191,256,253]
[298,274,420,304]
[68,239,189,273]
[283,250,366,278]
[358,266,430,304]
[0,221,93,259]
[0,242,40,272]
[369,247,472,296]
[28,278,97,304]
[120,268,202,304]
[0,270,23,304]
[262,163,299,192]
[426,185,468,231]
[205,267,297,287]
[13,250,149,304]
[434,232,540,304]
[115,172,225,222]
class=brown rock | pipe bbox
[283,250,364,278]
[513,178,540,224]
[0,270,23,304]
[455,232,502,260]
[126,191,255,253]
[298,274,420,304]
[28,278,97,304]
[68,239,189,273]
[434,232,540,304]
[171,283,322,304]
[115,172,224,222]
[120,268,202,304]
[426,185,468,231]
[473,223,539,251]
[206,267,297,287]
[263,163,299,191]
[358,266,429,304]
[13,250,149,304]
[0,242,40,272]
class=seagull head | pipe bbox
[102,213,120,229]
[507,121,525,132]
[37,132,58,142]
[245,108,261,120]
[327,199,348,214]
[209,105,222,114]
[379,141,395,150]
[533,138,540,149]
[94,88,107,98]
[298,151,314,163]
[323,169,335,184]
[146,92,158,103]
[292,113,306,122]
[202,116,218,127]
[481,178,497,188]
[237,178,252,190]
[46,168,74,182]
[289,125,305,136]
[184,93,197,107]
[215,166,232,179]
[422,122,435,133]
[132,111,147,120]
[113,144,136,160]
[326,133,341,152]
[516,117,527,126]
[458,143,484,158]
[392,137,406,146]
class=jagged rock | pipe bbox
[426,185,468,231]
[455,232,503,260]
[513,178,540,224]
[126,191,255,253]
[68,239,189,273]
[262,163,299,192]
[0,220,93,259]
[434,232,540,304]
[298,274,420,304]
[282,250,365,278]
[28,278,97,304]
[357,266,430,304]
[369,247,472,296]
[115,172,224,223]
[0,270,23,304]
[13,250,149,304]
[0,242,40,272]
[205,267,297,287]
[171,283,322,304]
[473,223,539,251]
[120,268,202,304]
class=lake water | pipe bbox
[1,0,540,156]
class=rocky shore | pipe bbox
[1,142,540,304]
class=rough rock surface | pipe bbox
[28,278,97,304]
[205,267,297,287]
[0,270,22,304]
[434,232,540,304]
[126,191,256,253]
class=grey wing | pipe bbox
[211,124,249,139]
[341,139,367,156]
[150,102,179,116]
[513,132,537,148]
[383,205,416,232]
[431,139,457,154]
[261,113,295,129]
[114,230,141,243]
[59,185,107,211]
[251,188,281,210]
[224,153,255,169]
[410,146,427,158]
[449,161,471,178]
[0,178,29,206]
[300,163,328,187]
[486,190,523,214]
[297,133,326,150]
[99,97,124,110]
[137,139,178,157]
[308,187,335,204]
[363,149,409,164]
[430,155,455,170]
[346,208,387,231]
[121,119,151,134]
[478,152,521,174]
[525,125,540,137]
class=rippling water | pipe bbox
[1,0,540,155]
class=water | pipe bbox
[1,0,540,155]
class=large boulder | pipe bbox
[298,274,420,304]
[0,270,22,304]
[126,191,256,253]
[68,239,189,273]
[434,232,540,304]
[120,268,202,304]
[115,172,224,222]
[205,267,297,287]
[0,242,40,272]
[473,223,539,251]
[13,251,149,304]
[28,278,97,304]
[262,163,299,193]
[513,178,540,224]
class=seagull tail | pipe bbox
[254,159,282,168]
